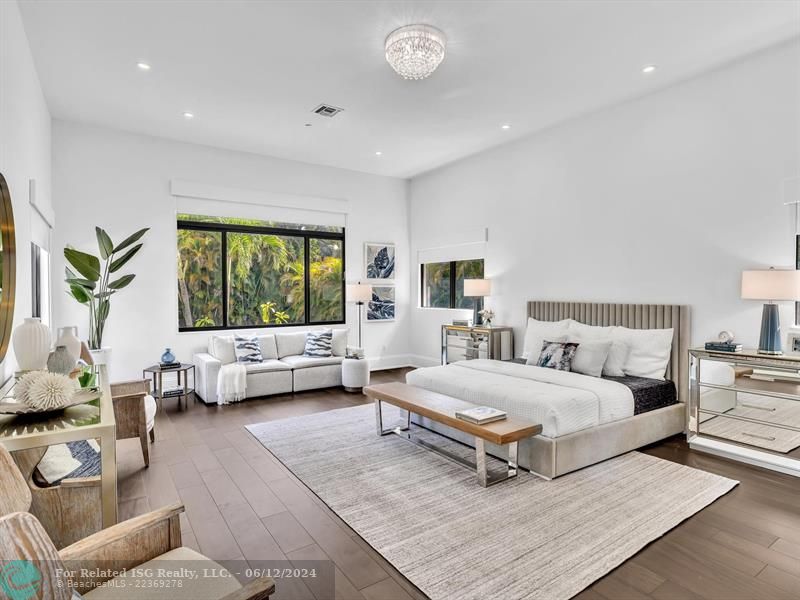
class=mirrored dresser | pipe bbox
[688,347,800,477]
[441,325,514,365]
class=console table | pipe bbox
[688,347,800,478]
[441,325,514,365]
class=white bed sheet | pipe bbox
[405,359,634,438]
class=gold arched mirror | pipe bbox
[0,174,16,363]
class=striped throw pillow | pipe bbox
[304,329,333,357]
[234,334,264,363]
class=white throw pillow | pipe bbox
[566,321,627,377]
[566,337,612,378]
[304,329,333,358]
[613,326,674,380]
[522,318,570,360]
[234,334,263,363]
[209,336,236,365]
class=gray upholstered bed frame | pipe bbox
[413,300,690,479]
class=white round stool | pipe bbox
[342,358,370,393]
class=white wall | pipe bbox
[0,0,52,379]
[409,40,800,364]
[52,121,409,381]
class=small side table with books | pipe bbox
[143,362,195,410]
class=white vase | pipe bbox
[56,326,82,363]
[12,317,51,371]
[90,347,112,367]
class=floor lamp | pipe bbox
[346,282,373,355]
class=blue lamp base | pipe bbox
[758,303,783,355]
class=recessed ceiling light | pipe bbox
[642,64,657,74]
[136,62,151,71]
[182,112,194,119]
[304,123,312,127]
[375,151,383,156]
[501,124,511,130]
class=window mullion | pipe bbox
[449,261,457,309]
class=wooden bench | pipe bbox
[364,382,542,487]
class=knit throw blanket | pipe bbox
[217,363,247,405]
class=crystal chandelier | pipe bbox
[385,24,447,80]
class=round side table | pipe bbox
[342,357,370,393]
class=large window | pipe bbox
[177,214,344,331]
[420,259,484,309]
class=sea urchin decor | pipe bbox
[25,372,77,410]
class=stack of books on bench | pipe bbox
[455,406,507,425]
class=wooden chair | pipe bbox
[6,444,102,549]
[111,379,156,467]
[0,509,275,599]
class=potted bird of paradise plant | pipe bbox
[64,226,149,365]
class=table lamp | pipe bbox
[741,268,800,354]
[464,279,491,326]
[346,282,372,351]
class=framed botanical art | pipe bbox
[364,242,395,281]
[366,286,395,322]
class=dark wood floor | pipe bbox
[116,368,800,600]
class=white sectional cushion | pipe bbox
[332,329,347,357]
[208,336,236,365]
[612,326,674,380]
[245,359,292,374]
[521,318,571,360]
[257,334,278,359]
[567,321,627,377]
[280,355,344,369]
[276,332,308,358]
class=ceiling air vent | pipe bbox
[312,104,344,118]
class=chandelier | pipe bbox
[385,24,447,80]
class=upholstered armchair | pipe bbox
[110,379,157,466]
[0,446,274,598]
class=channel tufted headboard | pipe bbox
[527,301,690,404]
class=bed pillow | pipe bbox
[536,340,579,371]
[566,338,612,378]
[522,318,571,360]
[567,321,628,376]
[613,326,674,380]
[304,329,333,357]
[234,335,263,363]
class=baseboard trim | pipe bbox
[689,436,800,478]
[367,354,416,371]
[407,355,439,368]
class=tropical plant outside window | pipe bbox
[420,259,484,309]
[177,214,344,330]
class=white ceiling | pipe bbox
[18,0,800,178]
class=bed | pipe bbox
[406,301,690,479]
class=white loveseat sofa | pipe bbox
[193,330,348,404]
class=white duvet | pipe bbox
[405,359,634,439]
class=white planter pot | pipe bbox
[12,317,51,372]
[90,347,112,367]
[56,326,82,363]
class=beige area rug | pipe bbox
[701,392,800,453]
[247,405,737,600]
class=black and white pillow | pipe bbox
[537,340,580,371]
[304,329,333,357]
[234,334,264,363]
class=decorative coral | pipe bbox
[15,370,46,405]
[24,372,77,410]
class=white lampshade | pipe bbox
[463,279,491,297]
[346,283,373,303]
[741,269,800,301]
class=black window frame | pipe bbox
[177,218,346,332]
[420,259,485,309]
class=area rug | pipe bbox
[701,392,800,453]
[246,405,738,600]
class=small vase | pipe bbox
[48,345,76,375]
[56,326,82,363]
[90,347,112,367]
[12,317,51,372]
[161,348,176,364]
